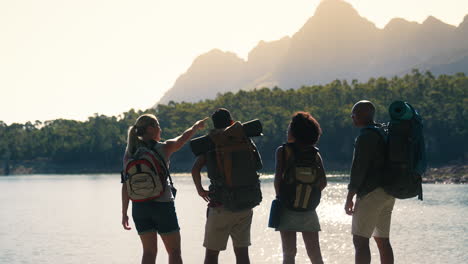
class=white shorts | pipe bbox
[352,188,396,238]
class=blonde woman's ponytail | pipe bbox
[125,114,159,157]
[126,125,138,157]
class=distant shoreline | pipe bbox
[1,164,466,184]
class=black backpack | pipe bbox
[279,143,322,212]
[368,101,427,200]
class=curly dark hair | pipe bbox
[290,111,322,145]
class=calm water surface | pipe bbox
[0,174,466,264]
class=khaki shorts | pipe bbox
[352,188,396,238]
[203,206,253,251]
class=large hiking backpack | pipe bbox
[123,145,172,202]
[279,143,322,212]
[206,121,262,211]
[369,101,426,200]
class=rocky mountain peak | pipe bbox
[313,0,359,18]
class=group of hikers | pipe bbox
[120,99,426,264]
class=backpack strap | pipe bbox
[149,141,174,188]
[281,143,287,170]
[250,139,263,171]
[281,143,295,181]
[364,124,387,142]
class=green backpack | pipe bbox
[368,101,427,200]
[279,143,322,212]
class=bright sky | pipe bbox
[1,0,467,124]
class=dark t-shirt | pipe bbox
[348,125,386,197]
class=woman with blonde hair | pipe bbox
[121,113,207,264]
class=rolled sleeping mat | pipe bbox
[242,119,263,137]
[190,135,215,157]
[190,119,263,156]
[389,101,414,120]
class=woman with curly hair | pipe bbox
[274,111,327,264]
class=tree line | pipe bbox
[1,70,466,174]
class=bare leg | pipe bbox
[160,231,183,264]
[374,237,394,264]
[233,247,250,264]
[302,232,324,264]
[280,231,297,264]
[353,235,371,264]
[139,232,158,264]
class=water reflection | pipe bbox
[0,174,466,264]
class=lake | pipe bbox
[0,174,466,264]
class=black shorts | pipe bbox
[132,201,180,235]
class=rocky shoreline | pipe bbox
[422,164,468,184]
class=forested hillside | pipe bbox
[1,70,466,174]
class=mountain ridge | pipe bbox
[157,0,468,105]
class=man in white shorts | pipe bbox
[344,100,396,264]
[191,108,262,264]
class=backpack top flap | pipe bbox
[209,122,249,147]
[208,122,257,187]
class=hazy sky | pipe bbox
[1,0,467,124]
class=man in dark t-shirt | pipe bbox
[344,100,396,264]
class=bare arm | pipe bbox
[274,146,285,198]
[346,142,358,215]
[346,144,358,215]
[163,117,208,158]
[191,155,210,202]
[345,190,357,215]
[121,184,131,230]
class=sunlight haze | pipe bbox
[1,0,467,124]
